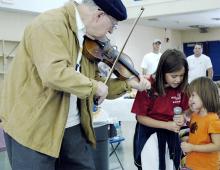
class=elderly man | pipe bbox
[0,0,149,170]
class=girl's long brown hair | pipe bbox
[155,49,188,96]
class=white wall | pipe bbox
[1,4,220,74]
[181,28,220,43]
[0,10,37,40]
[111,23,182,72]
[0,9,182,73]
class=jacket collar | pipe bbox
[64,1,78,35]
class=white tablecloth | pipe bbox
[100,97,135,121]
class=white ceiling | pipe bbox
[124,9,220,30]
[1,0,220,31]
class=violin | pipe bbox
[82,35,139,80]
[83,7,144,85]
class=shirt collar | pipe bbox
[74,5,85,34]
[74,4,86,48]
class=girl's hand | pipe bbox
[167,121,181,133]
[181,142,194,153]
[173,114,185,126]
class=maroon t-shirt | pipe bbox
[131,87,189,121]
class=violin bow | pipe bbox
[104,7,145,84]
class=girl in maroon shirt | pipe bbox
[132,49,189,170]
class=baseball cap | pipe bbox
[153,39,161,44]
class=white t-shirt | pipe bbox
[187,54,213,83]
[141,52,162,75]
[65,5,85,128]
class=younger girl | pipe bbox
[132,49,189,170]
[181,77,220,170]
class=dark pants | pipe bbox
[4,124,95,170]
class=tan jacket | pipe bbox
[0,2,130,158]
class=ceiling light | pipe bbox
[189,25,204,28]
[147,18,159,21]
[212,18,220,21]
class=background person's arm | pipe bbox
[207,67,213,79]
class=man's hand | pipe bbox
[95,81,108,105]
[126,75,151,91]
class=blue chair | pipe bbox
[109,122,125,170]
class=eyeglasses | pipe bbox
[112,20,118,30]
[108,15,118,30]
[97,9,118,31]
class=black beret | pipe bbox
[93,0,127,21]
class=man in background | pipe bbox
[187,43,213,83]
[141,39,162,75]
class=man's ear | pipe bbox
[95,9,105,18]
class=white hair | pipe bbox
[70,0,96,6]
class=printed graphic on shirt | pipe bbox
[171,93,181,104]
[190,122,198,134]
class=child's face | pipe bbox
[189,91,203,112]
[165,67,185,88]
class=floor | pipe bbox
[109,121,137,170]
[0,151,10,170]
[0,121,137,170]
